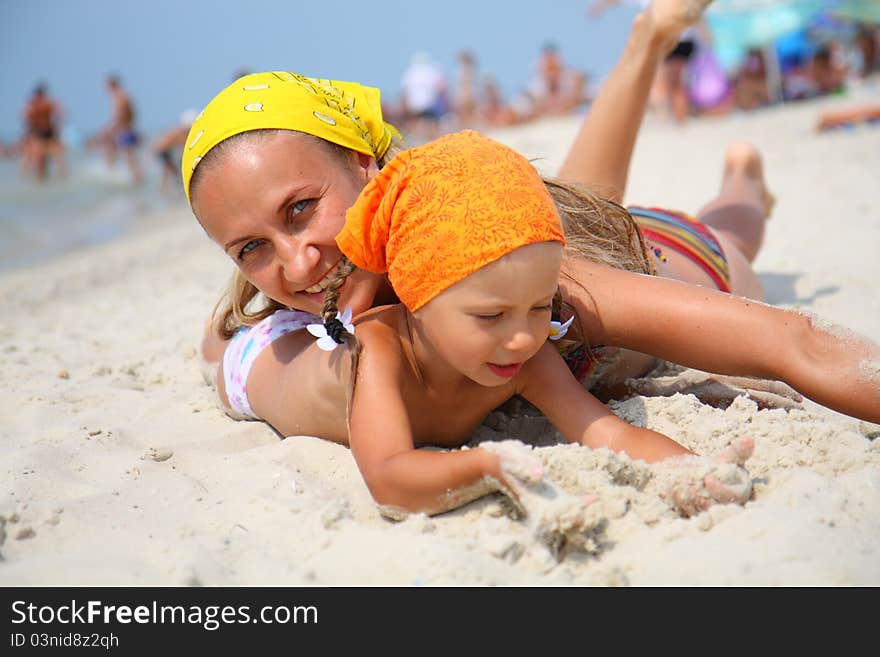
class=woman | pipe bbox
[185,2,879,450]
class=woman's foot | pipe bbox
[699,142,774,266]
[641,0,714,52]
[723,142,775,218]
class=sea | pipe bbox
[0,148,189,275]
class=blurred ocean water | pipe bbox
[0,149,187,274]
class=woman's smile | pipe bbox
[301,260,342,294]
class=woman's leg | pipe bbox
[591,143,775,398]
[557,0,713,201]
[642,143,774,301]
[697,143,774,300]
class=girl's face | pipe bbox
[412,241,563,387]
[192,130,386,317]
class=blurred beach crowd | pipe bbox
[3,3,879,192]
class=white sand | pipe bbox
[3,84,879,586]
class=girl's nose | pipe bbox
[504,326,538,355]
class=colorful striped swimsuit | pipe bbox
[558,206,732,384]
[629,205,732,293]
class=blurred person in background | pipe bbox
[734,48,770,111]
[853,23,879,78]
[809,43,847,96]
[400,52,450,140]
[21,82,67,182]
[152,109,198,195]
[89,74,143,184]
[453,49,479,127]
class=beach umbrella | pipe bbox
[804,9,858,42]
[829,1,880,25]
[706,0,828,103]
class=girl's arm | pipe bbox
[347,323,539,517]
[558,0,713,200]
[561,259,880,423]
[519,343,755,516]
[520,343,692,462]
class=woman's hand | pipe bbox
[654,436,755,517]
[625,370,804,411]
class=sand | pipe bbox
[2,84,879,586]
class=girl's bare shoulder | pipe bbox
[353,305,412,350]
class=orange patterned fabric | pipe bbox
[337,130,564,312]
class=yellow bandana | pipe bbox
[181,71,400,203]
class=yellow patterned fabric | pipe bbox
[181,71,400,202]
[338,130,564,312]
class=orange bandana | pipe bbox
[338,130,564,312]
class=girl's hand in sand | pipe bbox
[482,439,599,560]
[480,440,545,516]
[625,370,804,411]
[656,436,755,517]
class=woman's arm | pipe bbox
[561,259,880,422]
[200,316,229,364]
[558,0,713,201]
[520,344,693,462]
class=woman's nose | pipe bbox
[276,238,319,286]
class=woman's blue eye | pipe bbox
[238,240,262,259]
[290,199,312,216]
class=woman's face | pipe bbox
[192,130,385,317]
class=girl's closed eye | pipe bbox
[473,312,501,322]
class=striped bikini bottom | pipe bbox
[629,205,731,293]
[558,206,732,384]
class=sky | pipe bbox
[0,0,636,143]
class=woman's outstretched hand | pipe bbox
[625,370,804,411]
[655,436,755,517]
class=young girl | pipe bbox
[218,130,754,519]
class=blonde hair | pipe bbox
[319,256,362,422]
[204,135,651,340]
[544,177,654,277]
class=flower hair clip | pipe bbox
[548,315,574,341]
[307,307,355,351]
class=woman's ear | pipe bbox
[356,152,379,182]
